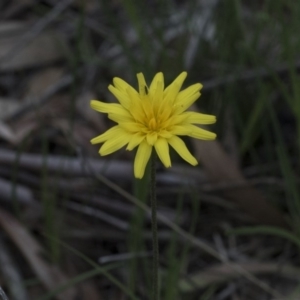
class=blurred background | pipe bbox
[0,0,300,299]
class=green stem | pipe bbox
[150,152,159,300]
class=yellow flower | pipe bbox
[90,72,216,178]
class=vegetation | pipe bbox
[0,0,300,299]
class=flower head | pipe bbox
[90,72,216,178]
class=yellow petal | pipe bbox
[164,72,187,98]
[176,83,202,103]
[187,125,217,140]
[127,88,145,123]
[119,122,144,133]
[174,91,201,114]
[146,132,158,145]
[113,77,139,96]
[99,131,131,155]
[137,73,148,96]
[162,73,188,112]
[163,113,190,128]
[126,133,145,150]
[157,100,172,121]
[152,80,164,110]
[168,136,198,166]
[149,72,164,93]
[108,112,134,123]
[183,112,216,124]
[141,97,153,119]
[170,125,191,136]
[154,138,171,168]
[90,126,121,144]
[108,85,131,109]
[164,83,182,105]
[158,130,172,139]
[134,141,152,178]
[90,100,125,114]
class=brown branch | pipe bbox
[202,60,300,91]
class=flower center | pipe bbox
[148,117,158,131]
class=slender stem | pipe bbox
[150,152,159,300]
